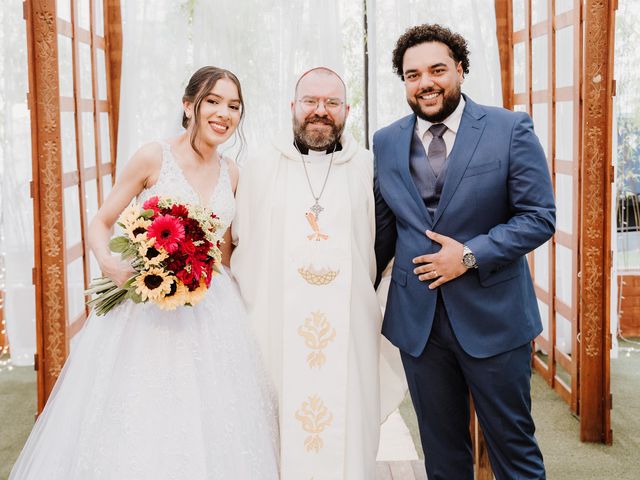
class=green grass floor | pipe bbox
[0,364,36,480]
[399,338,640,479]
[1,340,639,479]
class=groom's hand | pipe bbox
[412,230,467,289]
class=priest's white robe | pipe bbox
[232,132,403,479]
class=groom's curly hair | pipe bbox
[392,24,470,80]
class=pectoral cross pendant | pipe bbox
[310,201,324,219]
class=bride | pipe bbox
[10,66,280,479]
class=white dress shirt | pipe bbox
[415,96,466,159]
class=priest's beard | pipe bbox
[293,115,344,151]
[408,83,462,123]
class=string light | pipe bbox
[0,231,11,374]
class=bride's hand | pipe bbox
[100,256,136,287]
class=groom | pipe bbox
[374,24,554,479]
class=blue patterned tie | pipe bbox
[428,124,448,177]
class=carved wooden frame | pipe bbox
[496,0,615,444]
[25,0,68,411]
[579,0,614,444]
[25,0,121,410]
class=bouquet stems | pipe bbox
[85,275,136,316]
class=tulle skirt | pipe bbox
[10,270,280,480]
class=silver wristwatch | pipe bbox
[462,245,478,269]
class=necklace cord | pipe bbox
[296,143,337,208]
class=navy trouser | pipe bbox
[400,295,546,480]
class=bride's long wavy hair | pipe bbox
[182,66,246,160]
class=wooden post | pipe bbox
[470,398,493,480]
[494,0,513,110]
[104,0,122,173]
[579,0,615,444]
[362,0,370,148]
[24,0,68,410]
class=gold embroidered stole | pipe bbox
[280,158,352,479]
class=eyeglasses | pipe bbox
[297,97,344,111]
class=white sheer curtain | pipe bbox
[367,0,503,136]
[116,0,191,172]
[117,0,349,169]
[0,0,36,367]
[190,0,345,160]
[117,1,500,170]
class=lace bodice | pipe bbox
[138,141,236,234]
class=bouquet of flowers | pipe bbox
[86,195,225,315]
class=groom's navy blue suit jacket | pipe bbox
[374,95,556,359]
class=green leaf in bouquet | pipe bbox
[140,208,155,219]
[109,236,131,253]
[121,245,139,260]
[126,289,143,303]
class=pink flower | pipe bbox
[147,215,185,253]
[143,196,161,217]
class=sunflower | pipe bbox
[125,217,152,242]
[137,237,169,268]
[134,267,173,301]
[147,215,185,253]
[155,280,189,310]
[183,279,208,306]
[118,204,143,230]
[142,245,169,268]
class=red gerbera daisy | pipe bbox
[170,204,190,218]
[177,267,201,289]
[147,215,185,253]
[179,239,197,256]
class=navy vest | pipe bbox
[408,131,448,218]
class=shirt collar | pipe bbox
[416,96,466,139]
[294,139,343,155]
[308,149,327,156]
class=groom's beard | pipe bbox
[293,115,344,151]
[408,83,462,123]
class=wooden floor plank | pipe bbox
[376,461,393,480]
[411,460,428,480]
[389,460,416,479]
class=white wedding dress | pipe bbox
[10,142,280,480]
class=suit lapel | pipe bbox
[394,115,434,224]
[433,99,486,227]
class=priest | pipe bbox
[232,67,401,479]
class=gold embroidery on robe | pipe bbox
[295,395,334,453]
[305,212,329,241]
[298,311,336,368]
[297,264,339,285]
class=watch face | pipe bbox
[463,253,476,268]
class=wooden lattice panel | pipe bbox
[500,0,614,444]
[25,0,121,410]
